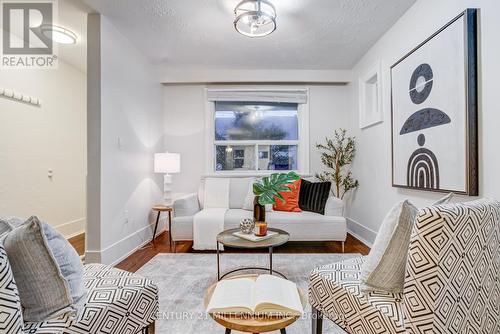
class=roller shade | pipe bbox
[206,89,308,104]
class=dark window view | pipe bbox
[214,102,299,171]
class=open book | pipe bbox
[206,275,303,316]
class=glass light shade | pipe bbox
[234,0,276,37]
[41,25,77,44]
[154,152,180,174]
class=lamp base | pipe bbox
[163,174,173,206]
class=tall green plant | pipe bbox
[253,171,300,205]
[316,129,359,199]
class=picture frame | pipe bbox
[390,9,478,195]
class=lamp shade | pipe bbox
[154,152,180,174]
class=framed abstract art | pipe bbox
[391,8,478,195]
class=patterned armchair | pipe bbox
[0,258,158,334]
[309,198,500,334]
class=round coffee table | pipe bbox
[204,274,306,334]
[216,228,290,281]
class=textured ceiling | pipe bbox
[83,0,416,70]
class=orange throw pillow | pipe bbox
[273,179,302,212]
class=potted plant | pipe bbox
[252,171,300,223]
[316,129,359,200]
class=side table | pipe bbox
[151,205,173,248]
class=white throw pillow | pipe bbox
[203,178,230,208]
[360,200,418,292]
[242,178,272,212]
[242,177,256,210]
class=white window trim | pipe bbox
[204,88,310,176]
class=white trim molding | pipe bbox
[54,217,86,239]
[346,217,377,247]
[85,217,168,265]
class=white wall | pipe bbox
[86,15,164,265]
[163,84,351,197]
[0,61,87,238]
[346,0,500,245]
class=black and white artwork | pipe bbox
[391,9,478,195]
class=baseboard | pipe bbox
[85,218,167,266]
[346,217,377,247]
[54,218,85,238]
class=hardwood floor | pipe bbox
[68,233,85,256]
[116,231,370,273]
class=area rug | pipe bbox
[136,253,359,334]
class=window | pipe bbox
[213,101,301,172]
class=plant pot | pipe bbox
[253,196,266,222]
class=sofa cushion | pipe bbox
[241,178,273,212]
[309,257,405,333]
[203,178,230,208]
[23,264,159,334]
[2,216,87,322]
[229,177,254,209]
[361,200,418,292]
[224,209,346,241]
[0,243,24,334]
[299,179,331,215]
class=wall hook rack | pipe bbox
[0,87,42,107]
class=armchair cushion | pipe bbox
[309,256,405,333]
[0,243,24,334]
[23,264,158,334]
[173,193,200,217]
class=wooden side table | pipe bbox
[152,205,173,248]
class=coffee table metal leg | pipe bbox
[217,241,220,281]
[280,328,287,334]
[224,328,231,334]
[269,246,273,275]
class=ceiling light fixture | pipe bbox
[41,25,77,45]
[234,0,276,38]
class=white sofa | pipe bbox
[171,177,347,250]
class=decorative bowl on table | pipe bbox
[239,218,255,234]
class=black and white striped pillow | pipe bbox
[299,179,332,215]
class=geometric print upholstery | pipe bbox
[403,198,500,334]
[309,256,406,333]
[0,244,24,334]
[23,264,158,334]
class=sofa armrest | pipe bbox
[173,193,200,217]
[324,196,344,216]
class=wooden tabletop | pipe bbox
[204,274,306,333]
[152,205,172,212]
